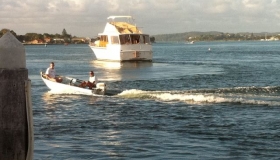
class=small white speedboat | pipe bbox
[40,72,106,95]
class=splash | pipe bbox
[117,89,155,99]
[117,88,280,106]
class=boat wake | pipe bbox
[117,86,280,106]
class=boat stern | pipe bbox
[93,83,107,95]
[120,50,153,61]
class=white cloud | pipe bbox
[1,0,280,36]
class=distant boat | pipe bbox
[186,41,194,44]
[260,33,278,41]
[89,16,153,61]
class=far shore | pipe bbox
[22,43,88,45]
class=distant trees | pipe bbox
[24,33,43,42]
[0,28,80,44]
[0,28,17,37]
[154,32,280,42]
[150,36,155,43]
[62,28,71,43]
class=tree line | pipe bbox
[0,28,84,44]
[153,31,280,42]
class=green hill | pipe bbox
[152,31,280,42]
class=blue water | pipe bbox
[27,42,280,159]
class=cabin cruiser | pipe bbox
[40,72,106,95]
[89,16,153,61]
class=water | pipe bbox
[27,42,280,159]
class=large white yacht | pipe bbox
[89,16,153,61]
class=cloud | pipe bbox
[0,0,280,36]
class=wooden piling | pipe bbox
[0,31,31,159]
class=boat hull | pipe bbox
[90,45,152,61]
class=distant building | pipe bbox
[44,37,51,43]
[53,38,65,44]
[29,39,44,44]
[71,37,89,44]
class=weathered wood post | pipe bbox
[0,31,33,159]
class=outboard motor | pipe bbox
[94,83,106,95]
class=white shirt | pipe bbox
[45,67,56,78]
[89,76,97,83]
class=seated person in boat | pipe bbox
[45,62,63,83]
[80,71,98,89]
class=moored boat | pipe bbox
[40,72,106,95]
[89,16,153,61]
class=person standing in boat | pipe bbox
[80,71,98,89]
[45,62,63,83]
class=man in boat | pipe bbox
[45,62,63,83]
[80,71,98,89]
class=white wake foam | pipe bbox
[117,89,280,106]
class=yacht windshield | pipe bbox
[119,34,151,44]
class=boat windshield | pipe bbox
[110,36,119,44]
[119,34,151,45]
[99,35,108,47]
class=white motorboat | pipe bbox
[186,41,194,44]
[89,16,153,61]
[40,72,106,95]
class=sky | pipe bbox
[1,0,280,37]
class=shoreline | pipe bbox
[22,43,88,45]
